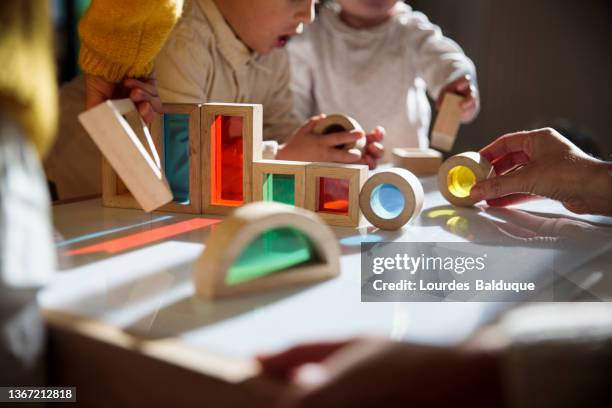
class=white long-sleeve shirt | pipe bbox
[288,2,477,162]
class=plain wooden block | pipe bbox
[78,99,172,213]
[193,202,340,300]
[438,151,494,207]
[431,93,464,152]
[99,103,203,213]
[305,162,368,228]
[359,168,424,230]
[252,160,309,208]
[391,147,443,176]
[202,103,263,216]
[313,114,366,151]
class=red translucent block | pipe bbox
[211,115,244,206]
[318,177,349,215]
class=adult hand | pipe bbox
[436,75,479,123]
[470,128,612,216]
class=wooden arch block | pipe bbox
[313,114,366,151]
[359,168,424,230]
[392,147,443,176]
[194,202,340,299]
[252,160,308,207]
[431,93,464,152]
[78,99,172,212]
[305,162,368,227]
[438,151,494,207]
[202,103,263,215]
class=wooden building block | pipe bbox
[313,114,366,151]
[194,202,340,299]
[431,93,464,152]
[359,168,424,230]
[99,103,203,213]
[392,147,443,176]
[438,151,494,207]
[305,162,368,227]
[78,99,172,213]
[252,160,308,207]
[202,104,263,215]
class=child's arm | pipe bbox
[406,9,479,122]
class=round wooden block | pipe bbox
[437,152,494,207]
[313,114,366,151]
[359,168,424,230]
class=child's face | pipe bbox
[220,0,315,55]
[336,0,398,21]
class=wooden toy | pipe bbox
[431,93,464,152]
[305,162,368,227]
[438,152,494,207]
[78,99,172,213]
[359,168,424,230]
[194,202,340,299]
[202,103,263,215]
[98,103,203,213]
[392,147,443,176]
[313,114,366,151]
[252,160,308,207]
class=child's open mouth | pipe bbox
[276,35,290,48]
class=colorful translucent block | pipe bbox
[318,177,349,215]
[370,183,405,219]
[447,165,476,198]
[163,113,190,203]
[263,174,295,205]
[225,227,316,285]
[211,115,244,206]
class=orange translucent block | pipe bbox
[211,115,244,206]
[318,177,349,215]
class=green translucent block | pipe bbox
[225,227,316,285]
[163,113,190,203]
[263,174,295,206]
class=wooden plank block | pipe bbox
[431,93,464,152]
[305,162,368,227]
[99,103,203,214]
[193,202,340,299]
[392,147,443,176]
[202,104,263,215]
[438,151,494,207]
[313,114,366,151]
[359,168,424,230]
[78,99,172,213]
[252,160,308,208]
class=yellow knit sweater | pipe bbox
[0,1,57,157]
[79,0,183,82]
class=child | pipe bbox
[154,0,384,175]
[288,0,480,162]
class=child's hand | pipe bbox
[359,126,385,170]
[277,115,364,163]
[84,72,162,125]
[470,128,612,216]
[436,75,480,123]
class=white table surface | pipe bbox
[40,175,612,372]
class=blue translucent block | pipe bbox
[225,227,316,285]
[370,183,405,219]
[163,113,190,203]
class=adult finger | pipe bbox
[470,167,535,202]
[485,193,540,207]
[491,151,530,175]
[479,131,534,163]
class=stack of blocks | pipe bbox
[87,100,370,228]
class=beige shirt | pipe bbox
[155,0,300,155]
[288,3,477,162]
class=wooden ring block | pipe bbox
[359,168,424,230]
[437,152,494,207]
[313,114,366,151]
[194,202,340,299]
[392,148,443,176]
